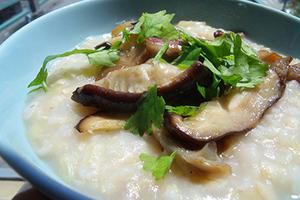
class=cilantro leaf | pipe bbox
[173,46,202,69]
[179,31,267,100]
[197,74,221,100]
[166,105,199,117]
[28,49,98,92]
[139,151,176,180]
[28,48,120,93]
[111,40,122,50]
[124,86,165,136]
[131,10,179,42]
[122,28,130,43]
[154,42,169,61]
[202,57,221,76]
[219,34,268,88]
[88,50,119,67]
[28,62,48,92]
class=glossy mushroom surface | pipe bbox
[76,113,127,134]
[164,69,285,147]
[288,63,300,82]
[72,61,209,112]
[153,129,231,177]
[98,36,183,79]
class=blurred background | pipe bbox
[0,0,299,199]
[0,0,81,43]
[0,0,299,43]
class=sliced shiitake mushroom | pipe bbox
[98,35,151,79]
[258,49,283,65]
[111,21,136,37]
[98,36,183,79]
[97,21,184,79]
[72,61,209,112]
[145,38,183,61]
[288,63,300,82]
[94,42,112,50]
[153,128,231,178]
[164,68,286,148]
[258,50,300,83]
[270,56,292,84]
[76,113,127,134]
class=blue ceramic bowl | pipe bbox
[0,0,299,199]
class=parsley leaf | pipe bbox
[28,49,98,92]
[139,151,176,180]
[197,74,221,100]
[173,46,202,69]
[166,104,206,117]
[131,10,179,43]
[111,40,122,50]
[199,33,267,88]
[28,62,48,92]
[219,33,268,88]
[154,42,169,61]
[124,86,165,136]
[166,105,198,117]
[179,31,267,99]
[88,50,119,67]
[202,57,221,76]
[28,49,120,93]
[122,28,130,43]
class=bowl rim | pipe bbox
[0,1,106,199]
[1,0,300,49]
[0,0,299,199]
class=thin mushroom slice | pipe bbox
[76,113,127,134]
[72,61,209,112]
[111,21,136,38]
[258,49,282,65]
[164,69,285,147]
[257,50,295,83]
[288,63,300,83]
[267,55,300,83]
[145,38,183,61]
[153,129,231,178]
[270,56,292,83]
[96,60,182,93]
[98,36,183,79]
[176,21,219,41]
[98,35,151,79]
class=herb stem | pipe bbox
[154,43,169,61]
[42,81,48,92]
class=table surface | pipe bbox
[0,181,24,200]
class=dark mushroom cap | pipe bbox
[76,113,128,134]
[72,61,210,112]
[153,128,231,177]
[164,69,286,149]
[287,63,300,83]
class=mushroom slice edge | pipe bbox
[72,61,209,112]
[153,128,231,179]
[164,68,286,147]
[76,113,127,134]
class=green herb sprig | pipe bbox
[139,151,176,180]
[28,49,120,93]
[129,10,180,43]
[154,42,169,61]
[176,31,268,99]
[124,86,165,136]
